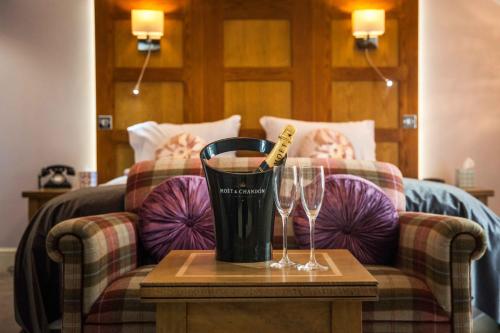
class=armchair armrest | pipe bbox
[46,212,138,332]
[396,212,486,332]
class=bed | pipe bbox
[14,174,499,333]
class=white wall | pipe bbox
[420,0,500,214]
[0,0,96,247]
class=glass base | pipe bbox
[296,261,328,272]
[270,256,297,269]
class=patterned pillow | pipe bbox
[138,176,214,262]
[298,128,356,159]
[155,133,206,160]
[293,174,399,264]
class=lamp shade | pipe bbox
[352,9,385,38]
[131,9,164,40]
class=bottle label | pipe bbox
[258,124,296,171]
[219,187,266,196]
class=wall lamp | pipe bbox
[131,9,164,95]
[352,9,393,87]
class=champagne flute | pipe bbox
[270,164,298,268]
[297,166,328,271]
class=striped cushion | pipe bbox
[86,266,156,324]
[125,157,405,213]
[85,265,449,326]
[364,266,450,323]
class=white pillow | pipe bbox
[259,116,376,160]
[128,115,241,162]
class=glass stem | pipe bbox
[309,216,316,263]
[282,215,288,259]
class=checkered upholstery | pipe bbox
[46,212,139,333]
[82,264,451,332]
[86,266,156,324]
[47,159,486,333]
[396,212,486,333]
[364,266,450,323]
[83,266,157,333]
[124,157,405,250]
[125,157,406,213]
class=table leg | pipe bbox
[331,301,362,333]
[156,303,187,333]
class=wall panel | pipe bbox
[115,143,135,176]
[224,81,291,128]
[222,0,293,18]
[224,20,291,67]
[376,142,399,166]
[114,82,184,129]
[95,0,418,181]
[331,81,399,128]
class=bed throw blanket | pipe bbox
[404,178,500,324]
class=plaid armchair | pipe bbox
[47,158,486,333]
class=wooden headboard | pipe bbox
[95,0,418,183]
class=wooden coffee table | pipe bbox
[140,249,378,333]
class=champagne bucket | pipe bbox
[200,137,283,262]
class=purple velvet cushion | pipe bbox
[293,174,399,264]
[138,175,214,262]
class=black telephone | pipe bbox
[38,165,75,189]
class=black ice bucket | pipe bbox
[200,137,283,262]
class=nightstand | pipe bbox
[464,188,495,206]
[22,189,70,220]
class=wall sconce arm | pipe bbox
[132,41,153,95]
[364,49,393,87]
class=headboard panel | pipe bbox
[95,0,418,182]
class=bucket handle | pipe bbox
[200,137,275,160]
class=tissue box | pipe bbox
[455,169,475,188]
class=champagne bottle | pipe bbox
[256,125,296,172]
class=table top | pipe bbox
[463,188,495,196]
[140,250,378,301]
[22,189,70,198]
